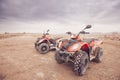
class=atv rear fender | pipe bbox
[37,38,49,45]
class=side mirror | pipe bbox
[84,25,92,29]
[47,29,50,32]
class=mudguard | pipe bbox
[37,38,49,44]
[94,40,103,47]
[58,39,69,49]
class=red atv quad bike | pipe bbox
[35,29,61,54]
[55,25,103,76]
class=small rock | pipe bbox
[36,72,44,78]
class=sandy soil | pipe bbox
[0,34,120,80]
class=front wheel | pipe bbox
[55,51,64,64]
[38,43,49,54]
[73,50,89,76]
[94,47,103,63]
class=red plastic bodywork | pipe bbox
[67,42,89,52]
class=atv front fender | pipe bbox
[94,40,103,47]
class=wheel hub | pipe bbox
[42,46,47,51]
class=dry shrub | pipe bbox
[104,32,120,41]
[0,33,24,39]
[0,74,6,80]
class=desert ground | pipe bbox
[0,33,120,80]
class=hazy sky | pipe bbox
[0,0,120,33]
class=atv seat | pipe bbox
[50,39,56,44]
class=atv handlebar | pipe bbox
[79,31,89,34]
[46,33,49,35]
[77,25,91,37]
[66,25,91,38]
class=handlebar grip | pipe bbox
[80,31,89,34]
[85,32,89,34]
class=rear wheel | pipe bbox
[73,50,89,76]
[94,47,103,63]
[55,51,64,64]
[38,43,49,54]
